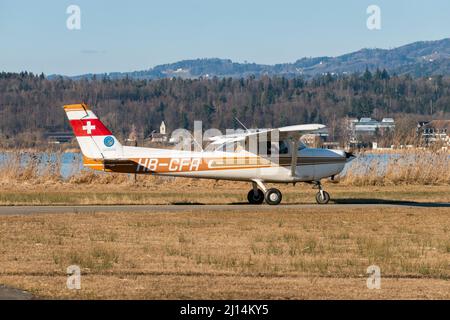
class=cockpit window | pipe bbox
[298,141,307,151]
[210,138,306,154]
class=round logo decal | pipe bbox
[104,136,115,147]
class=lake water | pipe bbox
[0,152,83,179]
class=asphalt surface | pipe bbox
[0,285,35,300]
[0,202,449,216]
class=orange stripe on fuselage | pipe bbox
[131,157,272,173]
[81,156,273,174]
[83,156,105,171]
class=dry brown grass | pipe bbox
[67,171,131,185]
[0,183,449,206]
[0,207,448,299]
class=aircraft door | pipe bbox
[294,139,315,181]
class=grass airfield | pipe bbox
[1,181,450,205]
[0,182,449,299]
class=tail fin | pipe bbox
[63,104,123,159]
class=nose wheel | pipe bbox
[315,190,330,204]
[314,181,330,204]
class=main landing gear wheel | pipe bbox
[265,188,282,205]
[247,189,264,204]
[315,191,330,204]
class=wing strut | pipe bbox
[290,139,299,178]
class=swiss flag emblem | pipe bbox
[70,119,112,136]
[82,121,96,134]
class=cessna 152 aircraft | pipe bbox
[64,103,355,205]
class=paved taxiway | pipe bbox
[0,202,449,216]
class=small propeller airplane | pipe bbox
[64,103,355,205]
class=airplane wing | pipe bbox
[279,124,326,134]
[278,124,326,139]
[208,124,326,146]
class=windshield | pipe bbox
[298,140,307,150]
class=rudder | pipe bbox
[63,103,123,160]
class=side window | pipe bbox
[278,141,289,154]
[259,141,287,156]
[266,141,272,155]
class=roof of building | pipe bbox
[151,132,167,138]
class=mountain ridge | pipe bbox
[50,38,450,80]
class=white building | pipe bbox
[417,120,450,146]
[151,121,168,142]
[347,117,395,147]
[353,117,395,134]
[160,121,166,135]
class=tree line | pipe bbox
[0,70,449,148]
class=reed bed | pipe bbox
[342,150,450,186]
[0,150,449,187]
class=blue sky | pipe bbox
[0,0,449,75]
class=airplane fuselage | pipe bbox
[84,146,349,183]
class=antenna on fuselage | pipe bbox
[234,117,249,132]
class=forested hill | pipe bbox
[0,71,449,148]
[53,38,450,80]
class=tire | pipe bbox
[265,188,282,205]
[247,189,264,204]
[315,191,330,204]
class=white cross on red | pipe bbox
[82,121,96,134]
